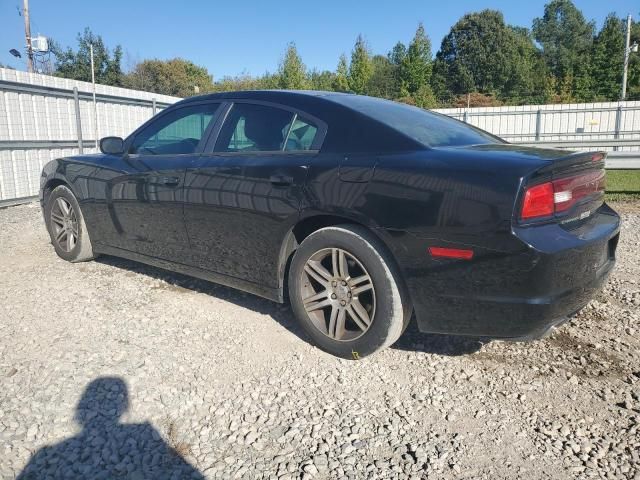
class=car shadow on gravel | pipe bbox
[96,255,309,335]
[16,377,205,480]
[392,320,488,356]
[97,255,486,357]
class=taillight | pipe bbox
[520,170,605,220]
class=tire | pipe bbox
[289,225,412,359]
[44,185,95,263]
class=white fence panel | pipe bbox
[0,68,180,203]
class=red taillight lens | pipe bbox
[520,169,605,220]
[521,182,554,219]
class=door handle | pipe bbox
[269,174,294,186]
[160,176,180,186]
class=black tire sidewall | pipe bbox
[45,186,85,262]
[289,226,404,359]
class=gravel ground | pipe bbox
[0,202,639,480]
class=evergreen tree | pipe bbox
[401,23,433,96]
[590,14,625,100]
[366,55,397,98]
[532,0,595,99]
[348,35,373,94]
[309,69,335,91]
[278,42,308,89]
[332,54,350,92]
[51,28,124,86]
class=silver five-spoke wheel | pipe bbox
[301,247,376,341]
[50,197,79,252]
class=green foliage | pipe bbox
[124,58,214,97]
[332,54,350,92]
[626,19,640,100]
[401,23,433,95]
[590,15,625,100]
[433,10,544,104]
[348,35,373,94]
[51,28,124,86]
[309,69,335,91]
[533,0,595,99]
[50,5,635,107]
[366,55,397,99]
[278,42,308,90]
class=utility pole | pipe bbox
[22,0,33,73]
[621,14,632,100]
[90,43,99,148]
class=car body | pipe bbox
[40,91,620,356]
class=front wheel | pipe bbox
[44,185,96,262]
[289,225,411,359]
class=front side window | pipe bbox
[215,103,319,152]
[130,103,219,155]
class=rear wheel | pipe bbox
[289,225,411,359]
[45,185,95,262]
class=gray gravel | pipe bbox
[1,202,639,480]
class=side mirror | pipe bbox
[99,136,125,155]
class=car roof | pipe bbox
[176,90,425,153]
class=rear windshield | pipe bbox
[334,96,502,148]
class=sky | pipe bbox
[0,0,638,79]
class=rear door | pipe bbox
[103,102,221,260]
[183,101,325,289]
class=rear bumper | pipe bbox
[389,203,620,339]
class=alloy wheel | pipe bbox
[50,197,79,253]
[300,248,376,341]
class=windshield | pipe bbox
[332,95,502,148]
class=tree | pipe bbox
[278,42,308,89]
[628,19,640,100]
[332,54,350,92]
[366,55,397,98]
[309,69,335,91]
[125,58,214,97]
[51,28,123,86]
[590,14,625,100]
[401,23,433,96]
[348,35,373,94]
[432,10,542,103]
[532,0,595,99]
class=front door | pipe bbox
[103,102,221,260]
[183,102,323,288]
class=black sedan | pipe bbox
[40,91,620,358]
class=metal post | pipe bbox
[90,43,98,149]
[622,14,632,100]
[73,87,83,154]
[535,109,542,141]
[152,98,157,115]
[22,0,34,73]
[614,105,623,152]
[463,110,468,123]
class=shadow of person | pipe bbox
[17,377,205,480]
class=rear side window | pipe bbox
[217,104,293,152]
[335,96,501,148]
[215,103,320,152]
[285,118,318,151]
[130,103,219,155]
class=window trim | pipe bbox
[124,101,223,158]
[202,100,327,155]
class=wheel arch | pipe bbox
[276,213,410,307]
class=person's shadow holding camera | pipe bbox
[18,376,205,480]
